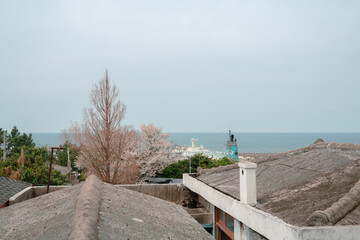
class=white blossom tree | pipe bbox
[137,124,174,179]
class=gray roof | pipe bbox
[0,175,213,240]
[53,164,71,176]
[0,177,31,206]
[197,141,360,227]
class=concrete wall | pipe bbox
[32,186,68,197]
[198,194,211,212]
[119,183,190,204]
[190,212,213,225]
[247,228,268,240]
[9,186,33,205]
[183,174,360,240]
[9,186,68,205]
[120,183,214,227]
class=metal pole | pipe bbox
[47,148,54,193]
[47,147,63,193]
[3,131,6,160]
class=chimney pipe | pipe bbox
[238,161,257,206]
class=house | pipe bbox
[0,177,31,208]
[0,175,213,240]
[53,159,78,184]
[183,140,360,240]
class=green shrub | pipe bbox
[0,127,68,185]
[158,154,235,178]
[55,141,79,170]
[78,173,86,182]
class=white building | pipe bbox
[184,140,360,240]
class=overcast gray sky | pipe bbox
[0,0,359,133]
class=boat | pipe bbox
[172,138,224,159]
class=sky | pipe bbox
[0,0,359,133]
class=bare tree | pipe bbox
[117,156,139,184]
[137,124,174,179]
[63,70,139,184]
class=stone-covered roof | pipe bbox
[0,177,31,206]
[196,141,360,227]
[0,175,213,240]
[53,164,71,176]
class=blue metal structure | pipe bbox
[226,130,239,161]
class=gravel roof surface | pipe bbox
[0,176,213,240]
[0,184,79,240]
[99,183,213,240]
[197,141,360,226]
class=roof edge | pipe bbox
[306,178,360,226]
[255,141,360,164]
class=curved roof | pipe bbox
[0,175,213,240]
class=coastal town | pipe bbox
[1,134,360,239]
[1,1,360,240]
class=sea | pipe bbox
[31,132,360,154]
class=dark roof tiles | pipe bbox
[0,177,31,205]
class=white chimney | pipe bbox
[238,161,257,206]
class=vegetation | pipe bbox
[54,141,87,182]
[55,141,79,170]
[137,123,173,179]
[1,126,35,157]
[0,126,67,185]
[63,70,139,184]
[1,125,231,184]
[158,154,235,178]
[63,71,173,184]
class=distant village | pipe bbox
[1,126,360,239]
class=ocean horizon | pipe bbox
[30,132,360,154]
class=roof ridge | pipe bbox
[306,177,360,226]
[255,141,360,164]
[68,175,103,240]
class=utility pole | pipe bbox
[189,157,191,174]
[47,147,63,193]
[3,131,6,160]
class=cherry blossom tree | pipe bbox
[137,124,174,179]
[63,70,139,184]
